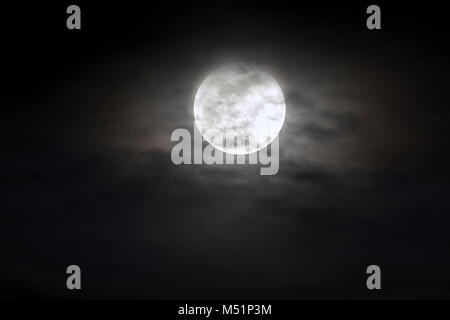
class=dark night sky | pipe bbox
[2,1,450,299]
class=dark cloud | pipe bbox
[2,1,450,299]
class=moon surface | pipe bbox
[194,64,286,155]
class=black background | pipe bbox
[2,1,450,299]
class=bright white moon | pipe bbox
[194,64,286,155]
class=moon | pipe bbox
[194,64,286,155]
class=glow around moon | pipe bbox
[194,64,286,155]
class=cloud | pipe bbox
[3,4,450,298]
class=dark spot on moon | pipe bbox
[237,65,250,75]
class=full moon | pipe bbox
[194,64,286,155]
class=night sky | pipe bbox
[2,1,450,299]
